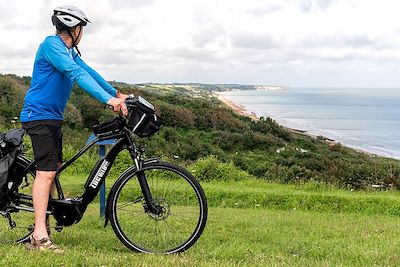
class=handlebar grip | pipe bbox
[107,104,126,118]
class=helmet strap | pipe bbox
[74,46,82,58]
[66,26,82,57]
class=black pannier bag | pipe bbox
[0,129,25,204]
[126,96,161,138]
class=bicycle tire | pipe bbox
[0,155,35,244]
[109,160,208,254]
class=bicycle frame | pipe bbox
[15,127,160,227]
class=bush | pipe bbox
[189,155,253,181]
[214,131,245,150]
[69,87,112,128]
[64,103,84,129]
[0,75,25,123]
[255,117,291,141]
[158,102,195,128]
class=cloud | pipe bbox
[0,46,33,59]
[247,4,282,17]
[169,47,218,62]
[191,24,226,48]
[230,32,278,50]
[290,0,338,13]
[110,0,156,10]
[0,3,16,22]
[294,33,378,49]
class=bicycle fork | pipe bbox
[130,143,162,215]
[136,170,162,215]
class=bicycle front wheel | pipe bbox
[109,161,208,254]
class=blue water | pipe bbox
[221,88,400,159]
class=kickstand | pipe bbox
[0,211,16,228]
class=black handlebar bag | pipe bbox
[0,129,25,205]
[126,96,161,137]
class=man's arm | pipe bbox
[73,54,117,97]
[42,37,113,104]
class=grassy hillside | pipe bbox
[1,74,399,190]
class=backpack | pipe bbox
[0,129,25,204]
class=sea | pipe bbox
[220,87,400,160]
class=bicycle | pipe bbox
[0,96,208,254]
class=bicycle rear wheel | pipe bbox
[0,155,35,244]
[109,161,208,254]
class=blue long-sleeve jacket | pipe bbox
[20,35,116,122]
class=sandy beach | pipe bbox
[216,92,258,121]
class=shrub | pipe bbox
[256,117,291,141]
[214,131,245,150]
[64,103,84,129]
[158,102,195,128]
[0,75,25,123]
[189,155,253,181]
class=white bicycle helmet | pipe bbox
[52,5,90,29]
[51,6,90,56]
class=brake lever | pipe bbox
[107,104,127,119]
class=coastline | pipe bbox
[216,93,258,121]
[215,91,378,158]
[254,85,289,91]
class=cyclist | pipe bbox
[19,5,129,252]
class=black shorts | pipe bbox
[22,120,63,171]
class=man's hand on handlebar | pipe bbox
[116,90,130,100]
[107,97,128,116]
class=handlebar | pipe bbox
[107,94,135,117]
[107,94,155,117]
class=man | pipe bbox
[20,6,128,252]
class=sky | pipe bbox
[1,0,400,87]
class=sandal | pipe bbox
[25,235,64,253]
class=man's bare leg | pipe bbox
[50,162,62,198]
[46,162,61,229]
[32,170,56,240]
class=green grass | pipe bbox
[3,178,400,266]
[59,173,400,216]
[203,179,400,216]
[3,207,400,266]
